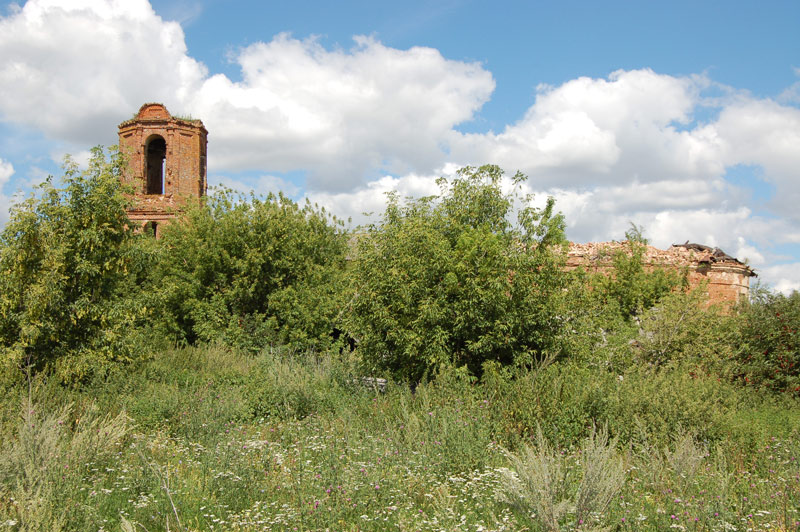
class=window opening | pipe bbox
[145,136,166,194]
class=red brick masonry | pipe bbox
[118,103,207,234]
[566,241,756,306]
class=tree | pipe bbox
[590,224,687,323]
[149,188,348,352]
[736,287,800,394]
[346,165,569,382]
[0,147,147,384]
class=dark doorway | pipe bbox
[145,136,166,194]
[144,221,159,238]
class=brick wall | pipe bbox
[566,241,755,307]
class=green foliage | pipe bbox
[485,356,762,450]
[347,165,569,382]
[3,144,800,529]
[243,350,346,420]
[149,188,348,352]
[635,288,738,370]
[489,363,610,446]
[0,343,799,530]
[590,227,687,323]
[602,364,740,445]
[0,147,148,384]
[736,287,800,394]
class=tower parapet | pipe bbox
[118,103,207,235]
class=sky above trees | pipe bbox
[0,0,798,292]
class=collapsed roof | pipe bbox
[567,241,756,277]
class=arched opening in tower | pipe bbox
[145,135,167,194]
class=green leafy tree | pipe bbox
[0,147,148,384]
[346,165,569,382]
[591,224,687,323]
[150,189,348,352]
[635,288,738,370]
[736,286,800,394]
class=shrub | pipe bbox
[736,287,800,394]
[603,364,740,446]
[150,189,348,352]
[243,350,344,420]
[347,165,569,382]
[635,288,738,370]
[492,358,747,449]
[590,225,687,324]
[0,147,149,384]
[500,426,625,532]
[495,362,612,446]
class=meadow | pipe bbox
[2,344,798,531]
[1,156,799,531]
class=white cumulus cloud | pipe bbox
[0,0,205,145]
[185,34,494,189]
[0,2,495,190]
[308,170,445,227]
[758,263,800,295]
[449,69,725,187]
[0,157,15,226]
[714,99,800,221]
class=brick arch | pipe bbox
[144,134,166,195]
[136,103,170,120]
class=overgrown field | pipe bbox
[1,346,799,531]
[1,153,800,530]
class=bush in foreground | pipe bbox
[737,287,800,394]
[150,188,348,352]
[0,148,149,385]
[347,165,569,382]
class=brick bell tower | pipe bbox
[118,103,207,236]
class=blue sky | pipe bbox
[0,0,799,291]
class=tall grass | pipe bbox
[0,399,129,530]
[500,426,625,532]
[0,344,798,531]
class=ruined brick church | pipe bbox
[566,241,755,307]
[117,103,755,305]
[118,103,207,238]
